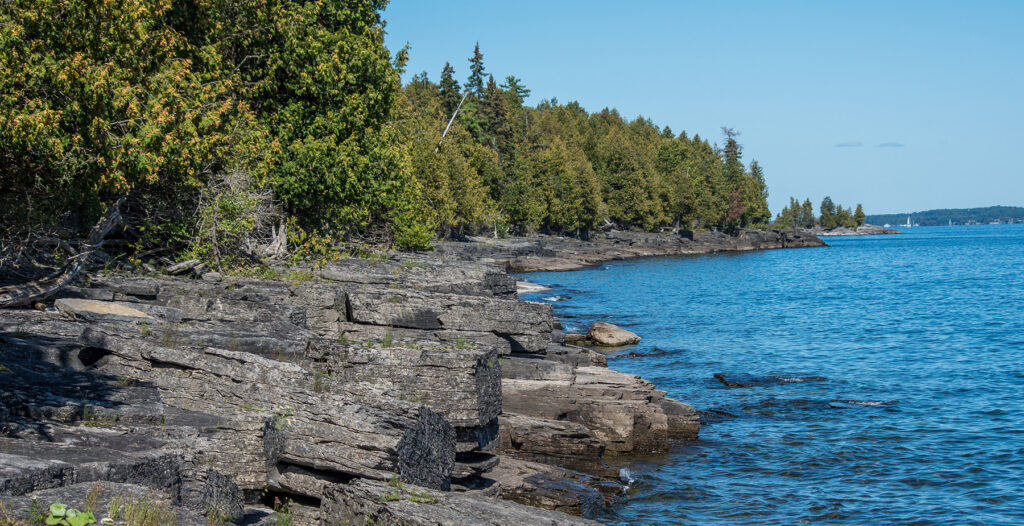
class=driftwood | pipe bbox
[0,198,123,308]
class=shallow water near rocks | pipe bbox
[517,225,1024,525]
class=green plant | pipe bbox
[273,406,296,431]
[79,405,118,427]
[108,494,176,526]
[337,332,349,345]
[83,482,102,514]
[159,324,181,348]
[376,474,437,504]
[312,369,328,393]
[272,497,291,526]
[285,269,315,283]
[453,337,473,350]
[382,330,394,348]
[28,498,46,524]
[43,502,96,526]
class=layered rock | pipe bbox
[501,356,700,454]
[319,478,602,526]
[1,246,713,524]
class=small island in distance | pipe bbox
[866,206,1024,227]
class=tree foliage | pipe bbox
[775,196,863,230]
[3,5,788,271]
[392,44,776,236]
[1,0,434,263]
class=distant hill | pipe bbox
[866,206,1024,226]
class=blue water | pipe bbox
[517,225,1024,525]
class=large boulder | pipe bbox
[585,322,640,347]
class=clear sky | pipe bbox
[382,1,1023,216]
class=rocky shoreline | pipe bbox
[810,224,902,237]
[0,228,824,525]
[434,227,827,272]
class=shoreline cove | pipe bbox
[0,228,825,525]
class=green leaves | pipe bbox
[44,503,95,526]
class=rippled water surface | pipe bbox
[517,225,1024,525]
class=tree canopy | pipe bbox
[2,2,786,272]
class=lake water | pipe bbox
[517,225,1024,525]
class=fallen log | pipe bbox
[0,198,123,308]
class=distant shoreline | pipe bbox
[811,224,902,237]
[435,228,827,273]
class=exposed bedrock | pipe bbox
[434,228,826,272]
[319,478,602,526]
[501,356,700,455]
[487,456,624,517]
[2,246,710,523]
[78,326,456,490]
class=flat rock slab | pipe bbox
[0,481,208,526]
[320,478,603,525]
[55,298,153,323]
[486,456,623,517]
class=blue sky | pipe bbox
[383,1,1023,215]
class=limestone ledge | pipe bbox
[0,248,704,525]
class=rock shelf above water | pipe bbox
[0,234,781,524]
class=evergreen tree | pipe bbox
[775,197,800,228]
[500,76,531,105]
[854,203,866,226]
[439,62,461,117]
[467,42,486,97]
[743,160,771,224]
[819,196,838,229]
[480,75,510,155]
[800,198,816,228]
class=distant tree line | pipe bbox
[774,197,865,229]
[866,206,1024,226]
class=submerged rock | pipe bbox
[713,372,827,388]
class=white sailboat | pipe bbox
[901,215,912,228]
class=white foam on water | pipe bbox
[619,467,636,493]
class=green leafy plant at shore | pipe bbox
[43,503,95,526]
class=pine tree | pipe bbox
[854,203,866,226]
